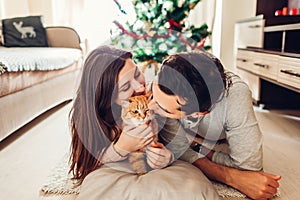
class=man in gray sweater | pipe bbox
[148,51,281,200]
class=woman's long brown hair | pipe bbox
[69,46,132,184]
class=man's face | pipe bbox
[148,80,187,119]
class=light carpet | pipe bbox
[40,154,280,199]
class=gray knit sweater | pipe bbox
[159,75,263,171]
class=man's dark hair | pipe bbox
[158,51,231,114]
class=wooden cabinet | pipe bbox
[236,50,261,103]
[237,50,279,80]
[237,48,300,90]
[236,49,254,72]
[251,52,279,80]
[236,48,300,108]
[256,0,300,26]
[235,17,265,49]
[278,56,300,90]
[236,68,261,103]
[234,1,300,108]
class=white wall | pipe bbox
[0,0,30,18]
[218,0,257,71]
[0,0,54,25]
[0,0,3,19]
[27,0,54,25]
[190,0,257,71]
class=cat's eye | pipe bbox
[133,110,139,114]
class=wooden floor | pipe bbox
[0,102,299,200]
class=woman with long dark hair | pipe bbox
[69,45,170,182]
[69,46,220,200]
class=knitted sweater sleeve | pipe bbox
[212,82,263,171]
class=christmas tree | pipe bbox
[111,0,211,71]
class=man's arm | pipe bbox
[158,116,280,200]
[193,82,280,199]
[193,157,281,200]
[159,117,280,200]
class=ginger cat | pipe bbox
[121,92,158,175]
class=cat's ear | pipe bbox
[121,100,130,108]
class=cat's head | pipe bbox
[121,94,152,126]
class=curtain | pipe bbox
[53,0,130,52]
[0,0,30,19]
[77,0,120,51]
[52,0,85,28]
[188,0,216,53]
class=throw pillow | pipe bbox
[76,160,220,200]
[2,16,48,47]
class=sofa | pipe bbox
[0,26,84,142]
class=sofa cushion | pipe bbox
[2,16,48,47]
[0,47,82,72]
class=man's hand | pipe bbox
[146,142,173,169]
[229,170,281,200]
[193,157,281,200]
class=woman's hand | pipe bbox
[115,124,155,154]
[146,142,173,169]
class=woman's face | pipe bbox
[115,58,145,104]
